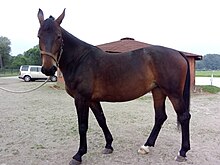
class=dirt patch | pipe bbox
[0,77,220,165]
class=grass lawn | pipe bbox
[196,70,220,77]
[197,85,220,94]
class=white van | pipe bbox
[18,65,57,82]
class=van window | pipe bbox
[30,67,38,72]
[21,66,29,71]
[37,67,42,72]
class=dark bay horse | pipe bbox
[37,9,191,165]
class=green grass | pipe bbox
[196,70,220,77]
[0,69,19,77]
[0,73,18,77]
[197,85,220,94]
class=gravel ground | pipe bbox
[0,77,220,165]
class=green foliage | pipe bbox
[23,45,41,65]
[9,45,41,69]
[10,54,27,68]
[0,36,11,68]
[196,54,220,70]
[0,36,41,69]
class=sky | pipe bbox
[0,0,220,56]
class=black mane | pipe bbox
[49,15,55,20]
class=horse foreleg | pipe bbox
[138,88,167,154]
[70,97,89,165]
[90,101,114,154]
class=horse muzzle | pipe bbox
[41,65,57,76]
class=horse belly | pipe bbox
[92,80,156,102]
[91,55,156,102]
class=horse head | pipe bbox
[37,8,65,76]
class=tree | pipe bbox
[10,54,28,68]
[204,54,220,70]
[0,36,11,68]
[23,45,41,65]
[196,54,220,70]
[11,45,41,68]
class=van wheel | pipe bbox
[50,76,57,82]
[24,75,31,82]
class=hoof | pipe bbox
[69,159,81,165]
[102,148,113,154]
[138,145,150,155]
[175,155,187,162]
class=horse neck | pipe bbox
[59,28,96,70]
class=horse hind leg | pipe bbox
[169,96,191,162]
[90,101,114,154]
[138,88,167,154]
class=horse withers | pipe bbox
[37,9,191,165]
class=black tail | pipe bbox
[180,51,190,113]
[177,52,191,129]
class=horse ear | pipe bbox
[38,8,44,25]
[56,8,66,25]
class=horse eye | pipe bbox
[57,36,61,40]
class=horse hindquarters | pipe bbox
[138,50,191,161]
[168,60,191,160]
[171,53,191,161]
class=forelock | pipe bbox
[41,18,56,32]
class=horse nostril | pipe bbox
[41,66,57,76]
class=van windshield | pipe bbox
[21,66,29,71]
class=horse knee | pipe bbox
[155,114,167,124]
[161,114,167,122]
[178,112,191,124]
